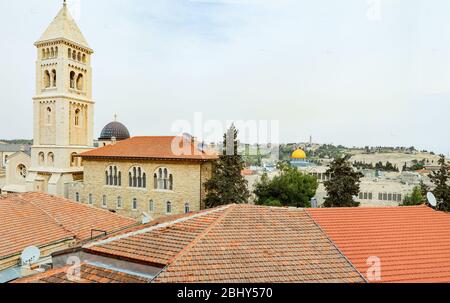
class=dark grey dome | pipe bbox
[99,121,130,141]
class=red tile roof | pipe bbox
[84,207,227,267]
[79,136,218,161]
[13,263,149,283]
[85,205,365,283]
[0,192,137,261]
[307,206,450,283]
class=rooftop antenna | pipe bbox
[20,246,41,266]
[427,192,437,208]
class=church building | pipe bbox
[1,2,219,220]
[25,2,94,196]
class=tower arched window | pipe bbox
[184,203,190,214]
[44,70,51,88]
[82,54,86,63]
[70,153,78,167]
[76,73,84,91]
[51,69,56,87]
[72,50,76,60]
[166,201,172,214]
[68,48,72,59]
[155,168,174,190]
[74,109,80,126]
[42,49,46,59]
[129,166,146,189]
[70,71,76,89]
[46,48,50,59]
[38,152,45,166]
[46,107,52,125]
[132,198,138,211]
[55,47,58,57]
[51,48,55,57]
[47,152,54,166]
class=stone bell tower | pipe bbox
[27,1,95,196]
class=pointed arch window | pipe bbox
[184,203,190,214]
[74,109,80,126]
[155,167,174,190]
[149,200,154,212]
[106,165,121,187]
[166,201,172,214]
[38,152,45,166]
[46,107,52,125]
[129,166,146,189]
[76,73,84,91]
[70,71,76,89]
[47,152,54,166]
[44,70,51,88]
[51,70,56,87]
[70,153,78,167]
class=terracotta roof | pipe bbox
[84,207,227,267]
[0,192,137,261]
[79,136,218,161]
[307,206,450,283]
[85,205,365,283]
[13,263,149,283]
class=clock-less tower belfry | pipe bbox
[27,1,95,196]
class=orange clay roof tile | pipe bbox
[0,192,137,260]
[307,206,450,283]
[85,205,365,283]
[79,136,218,161]
[13,263,149,283]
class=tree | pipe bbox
[402,186,424,206]
[428,155,450,211]
[204,125,250,208]
[323,156,363,207]
[253,164,318,208]
[418,180,430,198]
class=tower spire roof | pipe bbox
[36,1,90,49]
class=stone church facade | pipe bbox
[26,2,94,196]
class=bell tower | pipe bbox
[27,1,95,196]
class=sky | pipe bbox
[0,0,449,155]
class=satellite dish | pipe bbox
[20,246,41,265]
[427,192,437,207]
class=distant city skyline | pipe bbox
[1,0,450,155]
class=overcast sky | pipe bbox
[1,0,449,155]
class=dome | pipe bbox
[99,121,130,141]
[291,149,307,159]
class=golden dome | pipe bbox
[291,149,307,159]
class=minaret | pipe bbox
[27,1,95,196]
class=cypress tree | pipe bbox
[323,156,363,208]
[429,155,450,211]
[204,125,250,208]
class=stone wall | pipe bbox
[68,159,214,220]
